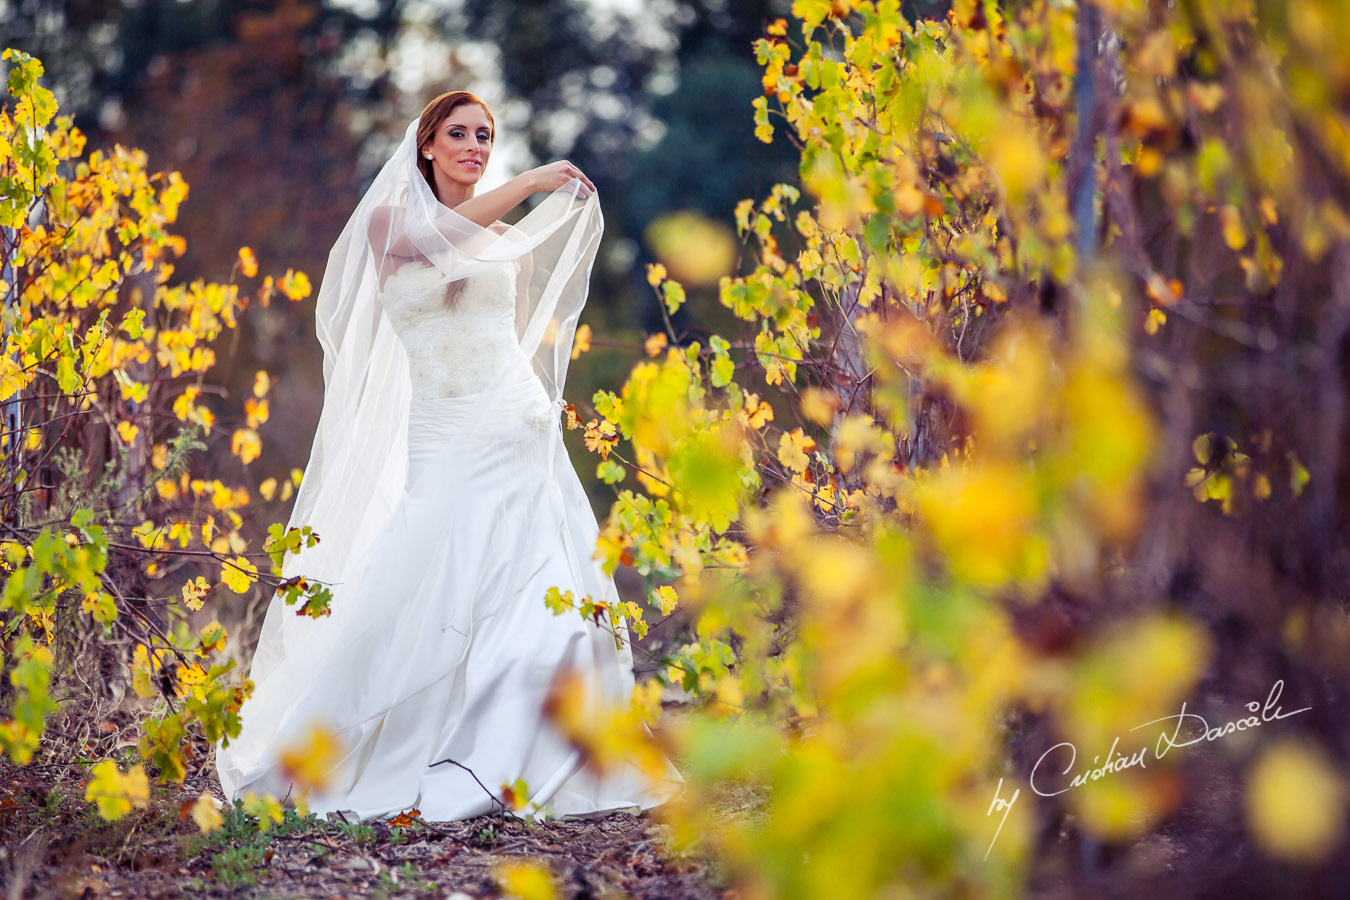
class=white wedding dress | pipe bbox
[215,257,683,822]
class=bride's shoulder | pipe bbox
[366,203,410,255]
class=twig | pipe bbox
[425,758,509,817]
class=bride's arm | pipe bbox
[444,175,539,229]
[452,161,596,227]
[365,161,595,262]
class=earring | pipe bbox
[423,152,432,159]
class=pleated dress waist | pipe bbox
[406,358,560,453]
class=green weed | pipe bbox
[180,800,321,889]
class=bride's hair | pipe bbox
[416,90,495,198]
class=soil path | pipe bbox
[0,757,727,900]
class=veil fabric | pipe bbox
[249,117,601,687]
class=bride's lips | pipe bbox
[459,158,481,170]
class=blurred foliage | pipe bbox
[544,0,1350,897]
[0,48,328,824]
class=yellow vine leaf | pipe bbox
[238,246,259,278]
[570,322,592,360]
[1247,739,1344,863]
[84,760,150,820]
[496,859,556,900]
[776,428,816,473]
[190,793,224,833]
[279,723,342,797]
[221,556,258,594]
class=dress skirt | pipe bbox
[215,359,684,821]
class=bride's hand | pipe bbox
[524,160,596,197]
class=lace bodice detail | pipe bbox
[377,259,530,399]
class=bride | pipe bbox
[214,91,684,822]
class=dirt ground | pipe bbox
[0,739,733,900]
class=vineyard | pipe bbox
[2,0,1349,898]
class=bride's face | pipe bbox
[423,103,493,189]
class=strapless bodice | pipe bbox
[377,259,530,399]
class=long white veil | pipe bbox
[247,116,602,689]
